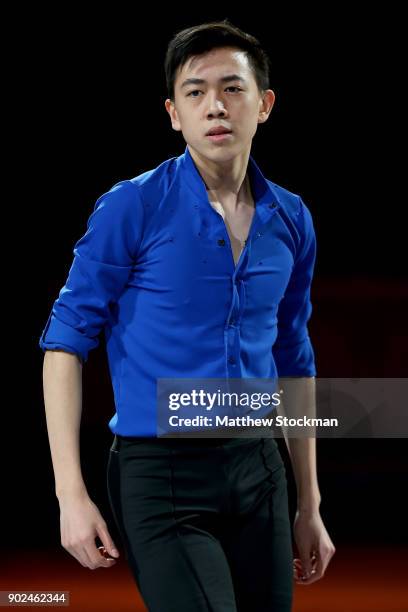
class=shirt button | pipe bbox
[269,202,277,209]
[218,238,226,246]
[228,356,236,364]
[229,318,235,326]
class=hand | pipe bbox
[59,491,120,569]
[292,508,335,585]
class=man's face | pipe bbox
[165,46,275,163]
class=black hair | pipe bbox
[164,19,271,102]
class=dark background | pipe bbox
[4,7,407,557]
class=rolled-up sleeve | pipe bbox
[272,196,317,377]
[38,180,144,363]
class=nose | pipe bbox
[206,95,228,119]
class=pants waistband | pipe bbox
[112,430,277,451]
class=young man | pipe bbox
[40,20,335,612]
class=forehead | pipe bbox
[175,47,253,84]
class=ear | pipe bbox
[165,98,182,132]
[258,89,276,124]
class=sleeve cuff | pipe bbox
[38,313,99,363]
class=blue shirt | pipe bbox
[39,145,317,436]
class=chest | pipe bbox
[208,199,256,266]
[134,196,296,315]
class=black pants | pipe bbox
[106,434,294,611]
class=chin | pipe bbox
[209,143,245,160]
[188,141,240,165]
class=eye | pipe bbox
[186,86,243,98]
[187,90,202,98]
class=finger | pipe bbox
[293,553,316,584]
[295,553,325,585]
[81,546,99,569]
[299,552,313,579]
[295,570,319,585]
[96,523,120,559]
[82,545,109,570]
[310,551,319,570]
[98,545,111,559]
[98,546,118,565]
[293,558,308,582]
[83,543,115,570]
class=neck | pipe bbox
[188,144,252,209]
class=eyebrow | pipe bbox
[180,74,247,89]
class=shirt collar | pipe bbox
[178,144,281,222]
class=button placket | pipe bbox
[198,197,280,379]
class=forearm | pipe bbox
[285,437,321,511]
[42,349,87,500]
[277,376,321,511]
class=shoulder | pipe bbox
[267,179,316,247]
[128,156,179,204]
[93,155,178,216]
[267,179,314,227]
[90,179,143,224]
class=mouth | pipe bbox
[206,131,233,142]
